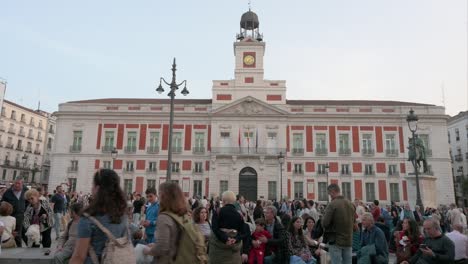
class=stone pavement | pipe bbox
[0,233,59,264]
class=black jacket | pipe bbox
[265,220,290,264]
[1,186,28,216]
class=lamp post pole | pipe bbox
[111,147,118,170]
[278,152,285,201]
[325,163,330,202]
[156,58,189,182]
[407,109,424,209]
[22,154,28,181]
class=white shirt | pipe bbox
[446,230,468,261]
[201,199,208,208]
[0,216,15,242]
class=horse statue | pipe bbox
[407,135,428,173]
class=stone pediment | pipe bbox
[212,96,288,116]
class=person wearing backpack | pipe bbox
[143,182,207,264]
[70,169,134,264]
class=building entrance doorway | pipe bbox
[239,167,258,201]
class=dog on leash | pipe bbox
[25,224,41,247]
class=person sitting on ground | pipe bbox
[248,218,272,264]
[259,205,289,264]
[54,202,83,264]
[193,206,211,245]
[401,218,455,264]
[0,201,16,248]
[287,216,315,264]
[358,212,388,264]
[395,217,423,263]
[374,216,390,243]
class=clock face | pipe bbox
[243,55,255,66]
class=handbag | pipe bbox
[396,245,412,262]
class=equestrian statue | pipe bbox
[407,134,429,173]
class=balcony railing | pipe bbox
[385,149,399,157]
[3,160,10,166]
[341,171,351,176]
[36,137,42,142]
[124,167,135,172]
[292,148,304,155]
[101,146,114,153]
[16,146,23,151]
[171,168,180,173]
[172,146,183,153]
[339,148,351,156]
[388,172,400,177]
[147,146,159,154]
[34,150,41,155]
[18,131,26,137]
[192,146,205,154]
[124,146,137,153]
[7,128,16,134]
[362,149,375,156]
[210,147,286,155]
[316,148,328,156]
[27,134,34,139]
[364,171,375,176]
[455,154,463,162]
[193,168,203,174]
[25,148,32,153]
[67,167,78,172]
[5,144,14,149]
[146,168,157,173]
[293,170,304,175]
[70,145,82,153]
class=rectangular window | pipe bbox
[388,165,398,175]
[318,164,327,175]
[10,110,16,120]
[339,134,350,153]
[124,179,133,194]
[193,180,202,198]
[315,133,327,151]
[69,178,77,192]
[365,182,375,202]
[125,161,134,171]
[362,134,373,154]
[13,170,17,180]
[2,169,6,180]
[294,182,304,199]
[148,161,157,171]
[171,162,180,172]
[147,180,156,189]
[292,133,304,154]
[194,133,205,153]
[342,182,351,200]
[104,131,115,147]
[385,134,397,155]
[72,131,82,149]
[20,113,25,122]
[318,182,328,201]
[390,183,400,202]
[448,132,451,143]
[220,132,230,138]
[364,164,374,175]
[341,164,350,175]
[268,181,277,201]
[103,161,112,169]
[419,134,430,152]
[220,180,228,194]
[267,132,277,138]
[149,132,159,148]
[172,132,182,152]
[127,131,137,147]
[293,164,303,174]
[455,129,460,141]
[194,162,203,173]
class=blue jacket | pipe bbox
[145,201,159,236]
[360,225,388,264]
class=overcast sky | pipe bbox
[1,0,467,116]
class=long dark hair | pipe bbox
[404,218,421,242]
[84,169,126,223]
[159,182,188,216]
[288,216,305,244]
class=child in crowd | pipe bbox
[249,218,272,264]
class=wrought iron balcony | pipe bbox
[27,134,34,139]
[7,128,16,134]
[123,167,135,172]
[101,146,114,153]
[18,131,25,137]
[388,171,400,177]
[124,146,137,153]
[339,148,351,156]
[34,150,41,155]
[3,159,10,166]
[315,148,328,156]
[210,147,286,156]
[16,146,23,151]
[5,144,14,149]
[69,145,82,153]
[67,167,78,172]
[25,148,32,153]
[292,148,304,155]
[172,146,183,153]
[340,171,351,176]
[193,168,204,174]
[192,146,205,154]
[385,149,399,157]
[364,171,375,176]
[146,168,157,173]
[293,170,304,175]
[455,154,463,162]
[36,137,43,142]
[362,149,375,156]
[147,146,159,154]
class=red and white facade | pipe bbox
[49,11,454,207]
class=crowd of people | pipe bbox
[0,171,467,264]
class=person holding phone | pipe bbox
[401,218,455,264]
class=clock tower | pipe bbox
[212,9,286,106]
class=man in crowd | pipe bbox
[358,212,388,263]
[51,185,66,239]
[354,199,366,223]
[445,223,467,263]
[449,203,462,231]
[1,178,28,247]
[54,203,83,263]
[258,205,288,264]
[372,200,381,222]
[132,193,144,226]
[322,183,355,264]
[141,187,159,243]
[402,218,455,264]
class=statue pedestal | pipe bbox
[404,174,437,209]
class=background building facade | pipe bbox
[48,10,454,206]
[448,111,468,207]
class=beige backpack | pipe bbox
[83,213,136,264]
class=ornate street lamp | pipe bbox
[156,58,189,181]
[325,163,330,202]
[406,109,424,209]
[111,147,118,169]
[277,152,285,201]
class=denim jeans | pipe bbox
[133,213,141,226]
[328,244,352,264]
[54,212,63,238]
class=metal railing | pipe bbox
[364,171,375,176]
[193,168,203,174]
[34,150,41,155]
[315,148,328,156]
[388,172,400,177]
[36,137,42,142]
[339,148,351,156]
[455,154,463,162]
[192,146,205,154]
[18,131,26,137]
[70,145,82,153]
[385,149,399,157]
[101,146,114,153]
[5,144,14,149]
[362,149,375,156]
[210,147,286,155]
[292,148,304,155]
[147,146,159,154]
[25,148,32,153]
[146,168,157,173]
[123,167,135,172]
[172,146,183,153]
[293,170,304,175]
[67,167,78,172]
[7,128,16,134]
[124,146,137,153]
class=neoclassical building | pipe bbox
[49,10,454,207]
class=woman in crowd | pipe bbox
[23,188,54,252]
[193,206,211,245]
[302,216,315,243]
[287,216,315,264]
[253,200,264,220]
[209,190,245,264]
[0,201,16,248]
[70,169,129,264]
[395,218,422,263]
